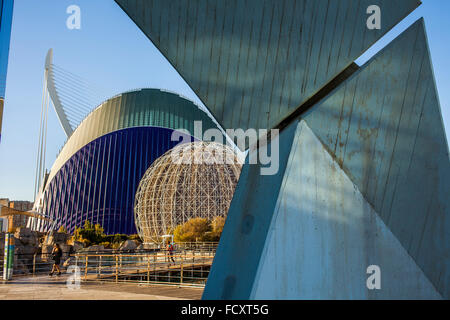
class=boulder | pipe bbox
[14,227,31,237]
[84,245,104,252]
[14,228,39,246]
[119,240,138,251]
[41,245,54,261]
[43,231,69,246]
[16,244,38,256]
[53,232,69,244]
[42,232,53,246]
[72,241,84,252]
[60,244,72,259]
[136,243,155,251]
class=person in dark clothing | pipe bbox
[49,243,62,276]
[166,241,175,265]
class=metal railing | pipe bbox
[131,242,219,252]
[1,243,218,287]
[0,252,56,276]
[74,249,214,287]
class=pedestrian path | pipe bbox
[0,275,203,300]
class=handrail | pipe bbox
[2,246,216,287]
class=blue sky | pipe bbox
[0,0,449,201]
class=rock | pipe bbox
[16,244,37,256]
[53,232,69,244]
[72,241,84,252]
[136,243,155,251]
[42,232,53,246]
[43,231,69,246]
[13,238,25,254]
[14,227,31,238]
[119,240,138,251]
[60,243,70,252]
[84,245,104,252]
[41,243,73,261]
[60,244,72,259]
[14,227,39,246]
[41,245,54,261]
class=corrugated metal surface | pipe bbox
[115,0,420,135]
[45,88,221,189]
[39,127,194,235]
[303,19,450,298]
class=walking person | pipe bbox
[167,241,175,265]
[49,243,62,276]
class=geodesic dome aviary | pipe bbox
[134,142,243,244]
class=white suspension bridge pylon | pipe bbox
[32,49,109,228]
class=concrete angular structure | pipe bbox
[251,121,440,299]
[302,19,450,298]
[203,120,300,299]
[205,120,441,299]
[204,21,449,299]
[115,0,420,137]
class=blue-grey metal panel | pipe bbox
[303,19,450,298]
[203,119,299,299]
[251,121,440,299]
[115,0,420,135]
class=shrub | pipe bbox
[111,242,122,249]
[128,234,142,242]
[81,238,91,247]
[73,220,106,245]
[174,217,211,242]
[99,241,111,248]
[113,234,128,243]
[173,216,226,242]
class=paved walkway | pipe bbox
[0,275,204,300]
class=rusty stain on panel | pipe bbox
[303,20,449,298]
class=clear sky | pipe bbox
[0,0,449,201]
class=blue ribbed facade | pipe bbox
[0,0,14,142]
[0,0,13,97]
[40,126,194,235]
[34,89,221,235]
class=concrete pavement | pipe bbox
[0,275,203,300]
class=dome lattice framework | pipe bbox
[134,142,243,244]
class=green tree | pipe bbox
[73,220,106,245]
